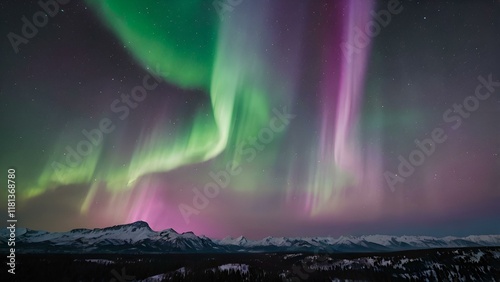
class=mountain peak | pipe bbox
[99,221,153,232]
[236,236,247,242]
[161,228,178,234]
[129,221,151,229]
[218,235,249,246]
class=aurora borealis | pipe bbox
[1,0,500,239]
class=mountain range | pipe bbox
[2,221,499,254]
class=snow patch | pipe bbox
[217,263,249,274]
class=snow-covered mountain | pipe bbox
[0,221,220,253]
[2,221,499,254]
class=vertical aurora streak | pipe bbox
[301,0,382,215]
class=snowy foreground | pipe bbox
[136,248,500,281]
[4,247,500,281]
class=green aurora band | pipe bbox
[26,0,284,204]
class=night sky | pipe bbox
[1,0,499,239]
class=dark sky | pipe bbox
[1,0,499,239]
